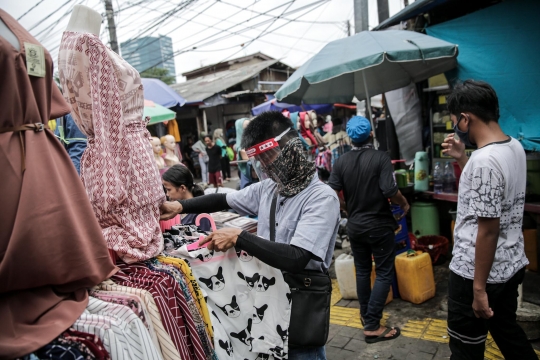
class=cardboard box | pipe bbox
[524,229,538,272]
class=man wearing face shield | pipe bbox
[160,111,340,359]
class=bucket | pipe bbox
[411,202,440,237]
[412,235,449,265]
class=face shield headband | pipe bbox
[246,127,316,197]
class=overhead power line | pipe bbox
[138,0,329,74]
[27,0,75,32]
[17,0,47,21]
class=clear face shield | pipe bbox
[245,127,294,187]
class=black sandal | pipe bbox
[365,327,401,344]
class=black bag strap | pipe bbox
[270,192,278,243]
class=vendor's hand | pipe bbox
[160,201,182,220]
[442,133,466,161]
[399,202,410,219]
[472,290,494,319]
[200,228,242,252]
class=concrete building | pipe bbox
[120,36,176,82]
[170,52,295,145]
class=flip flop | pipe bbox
[365,327,401,344]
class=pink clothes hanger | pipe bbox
[186,213,217,251]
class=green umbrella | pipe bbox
[144,99,176,125]
[275,30,458,147]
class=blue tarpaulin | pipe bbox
[251,99,333,116]
[427,0,540,151]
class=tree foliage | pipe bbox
[140,67,176,84]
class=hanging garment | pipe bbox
[90,290,155,335]
[156,256,213,340]
[73,297,163,360]
[97,282,181,360]
[111,263,201,360]
[63,328,112,360]
[0,10,117,358]
[145,259,217,360]
[167,120,181,142]
[58,31,165,263]
[167,245,291,360]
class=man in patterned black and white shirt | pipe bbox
[442,80,535,360]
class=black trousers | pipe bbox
[447,268,536,360]
[221,157,231,179]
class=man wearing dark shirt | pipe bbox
[205,135,222,187]
[328,116,409,344]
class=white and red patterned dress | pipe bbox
[58,31,165,263]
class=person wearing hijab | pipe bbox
[213,128,231,182]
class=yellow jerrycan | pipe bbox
[395,250,435,304]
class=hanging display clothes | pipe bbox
[97,282,181,360]
[156,255,213,340]
[111,262,208,360]
[144,259,217,360]
[167,119,181,142]
[73,297,162,360]
[166,245,291,360]
[0,10,117,359]
[58,31,165,263]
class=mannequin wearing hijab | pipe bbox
[58,5,165,262]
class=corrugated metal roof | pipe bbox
[170,59,278,103]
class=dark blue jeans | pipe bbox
[349,227,395,331]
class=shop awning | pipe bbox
[144,100,176,125]
[141,78,186,109]
[251,100,333,116]
[426,0,540,150]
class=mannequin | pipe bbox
[151,137,165,169]
[161,134,180,167]
[58,6,165,263]
[65,5,101,35]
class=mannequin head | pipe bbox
[150,137,162,155]
[66,5,102,35]
[161,134,176,151]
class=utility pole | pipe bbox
[346,20,351,36]
[353,0,369,33]
[104,0,119,54]
[377,0,390,24]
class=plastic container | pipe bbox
[335,253,357,299]
[433,162,443,193]
[414,152,429,191]
[395,250,436,304]
[395,170,408,188]
[412,235,449,265]
[392,205,411,255]
[411,202,440,237]
[443,161,455,193]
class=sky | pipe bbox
[2,0,413,82]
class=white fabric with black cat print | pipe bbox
[169,245,291,360]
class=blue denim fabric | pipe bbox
[349,227,395,331]
[288,346,326,360]
[54,114,87,174]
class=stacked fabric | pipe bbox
[210,212,241,229]
[223,217,259,234]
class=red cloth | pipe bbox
[112,262,206,360]
[64,328,111,360]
